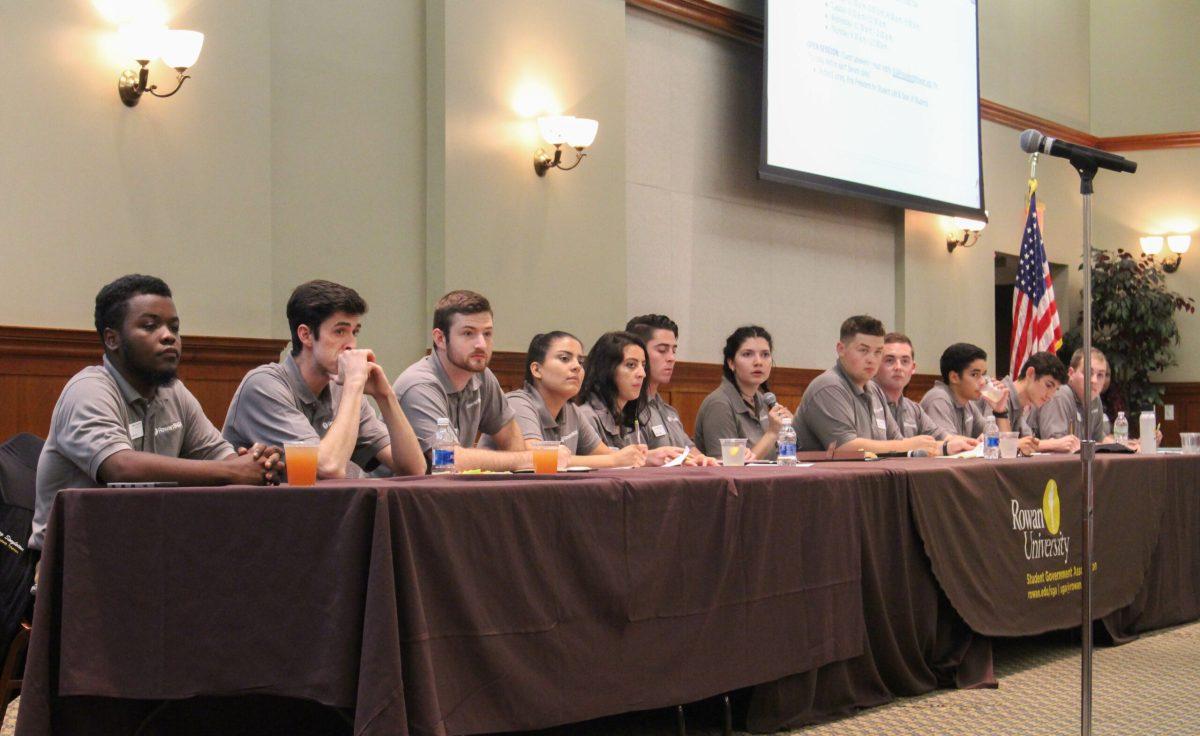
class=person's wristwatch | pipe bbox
[992,410,1009,419]
[941,440,950,456]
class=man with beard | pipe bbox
[795,315,943,455]
[30,275,281,552]
[624,314,718,466]
[395,290,533,471]
[223,280,426,479]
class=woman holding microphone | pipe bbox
[693,325,793,461]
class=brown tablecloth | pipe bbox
[746,454,1200,732]
[17,466,865,736]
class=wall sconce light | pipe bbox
[1140,234,1191,273]
[117,24,204,107]
[534,116,599,176]
[946,216,988,253]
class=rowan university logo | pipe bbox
[1042,479,1061,535]
[1012,477,1069,563]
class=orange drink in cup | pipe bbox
[531,440,561,474]
[284,443,319,486]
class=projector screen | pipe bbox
[761,0,985,220]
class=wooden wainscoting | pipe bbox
[0,326,288,440]
[1161,383,1200,448]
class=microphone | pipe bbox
[1019,129,1136,174]
[762,392,777,408]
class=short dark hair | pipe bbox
[286,280,367,356]
[576,331,648,430]
[1069,347,1107,370]
[1020,351,1068,384]
[94,274,173,342]
[434,290,492,337]
[884,332,914,358]
[625,314,679,343]
[524,331,581,385]
[840,315,885,342]
[939,342,988,383]
[721,325,774,389]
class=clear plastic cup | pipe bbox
[719,438,748,467]
[1181,433,1200,455]
[531,440,561,473]
[284,442,319,486]
[999,431,1019,459]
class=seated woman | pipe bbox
[693,325,793,461]
[485,331,646,468]
[575,332,686,466]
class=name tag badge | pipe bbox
[651,424,667,438]
[128,421,144,440]
[875,419,887,430]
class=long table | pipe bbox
[16,455,1200,735]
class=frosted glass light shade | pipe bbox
[952,217,986,233]
[161,30,204,70]
[1140,236,1165,255]
[1167,234,1191,254]
[119,23,165,62]
[564,117,599,149]
[537,116,573,145]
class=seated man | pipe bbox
[394,290,534,471]
[920,342,1011,439]
[874,333,977,449]
[1028,347,1115,451]
[625,314,718,466]
[796,316,963,456]
[223,280,425,479]
[996,351,1069,452]
[31,275,281,551]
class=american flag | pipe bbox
[1010,190,1062,376]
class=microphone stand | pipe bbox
[1073,157,1099,736]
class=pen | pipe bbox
[634,419,643,446]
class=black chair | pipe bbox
[0,433,43,720]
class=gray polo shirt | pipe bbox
[394,354,515,451]
[919,381,991,438]
[1028,384,1107,442]
[692,378,774,460]
[880,388,948,440]
[575,395,631,449]
[796,362,902,451]
[639,393,695,450]
[31,356,234,550]
[222,353,390,477]
[999,375,1034,437]
[482,382,602,455]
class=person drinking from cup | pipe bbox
[483,331,646,468]
[223,280,426,479]
[919,342,1012,439]
[693,325,792,461]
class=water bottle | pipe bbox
[1113,411,1129,443]
[432,418,458,474]
[1139,410,1157,454]
[984,417,1000,459]
[777,417,798,466]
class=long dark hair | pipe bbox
[721,325,774,393]
[524,331,581,385]
[576,331,648,430]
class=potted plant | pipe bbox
[1062,248,1195,415]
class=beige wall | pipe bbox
[427,0,628,354]
[0,0,274,338]
[1090,0,1200,136]
[625,9,898,369]
[269,0,428,371]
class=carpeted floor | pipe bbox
[3,620,1197,735]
